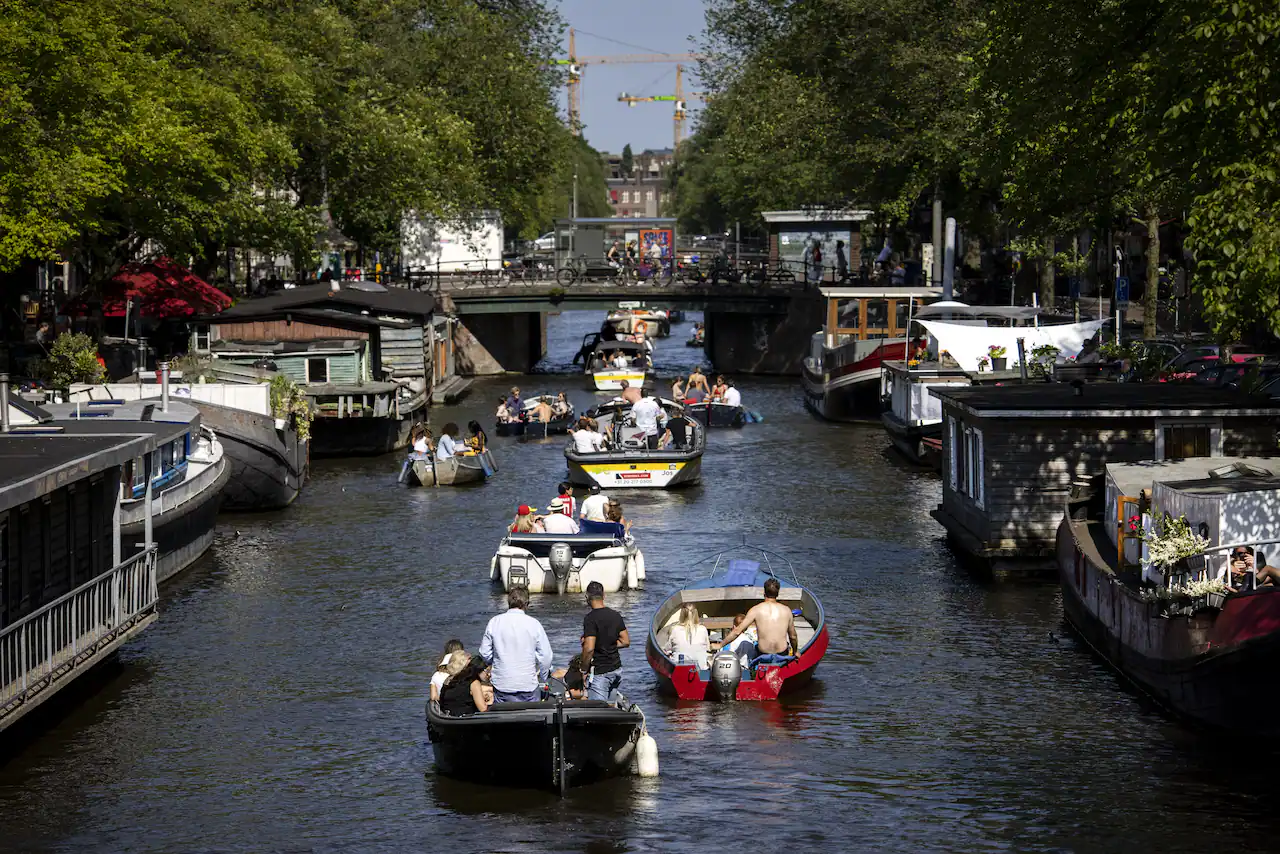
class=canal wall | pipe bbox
[450,308,547,375]
[704,291,823,375]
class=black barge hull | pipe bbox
[191,400,307,510]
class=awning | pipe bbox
[65,259,233,319]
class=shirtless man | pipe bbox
[687,366,711,397]
[619,380,642,405]
[711,577,798,656]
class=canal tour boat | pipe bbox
[1058,458,1280,730]
[495,395,575,438]
[426,694,647,795]
[403,449,497,487]
[646,547,828,701]
[583,339,652,392]
[566,398,704,489]
[490,522,646,594]
[802,286,940,421]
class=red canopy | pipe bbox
[67,259,233,319]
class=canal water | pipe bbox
[0,311,1276,852]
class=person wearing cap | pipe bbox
[579,484,609,522]
[510,504,544,534]
[581,581,628,702]
[541,496,580,535]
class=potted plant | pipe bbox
[988,345,1007,371]
[977,355,990,372]
[1180,576,1229,612]
[267,375,314,440]
[1029,344,1061,379]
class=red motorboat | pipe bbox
[645,549,829,701]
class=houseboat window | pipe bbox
[131,457,146,493]
[949,418,984,506]
[895,300,911,333]
[307,358,329,384]
[0,515,8,621]
[865,300,890,339]
[1163,425,1211,460]
[175,435,188,465]
[161,441,175,470]
[192,324,211,353]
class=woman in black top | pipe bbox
[438,653,483,716]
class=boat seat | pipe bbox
[504,533,621,558]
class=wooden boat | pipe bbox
[646,549,829,700]
[1058,459,1280,730]
[403,450,497,486]
[491,524,645,594]
[566,399,703,489]
[426,696,645,795]
[685,401,746,428]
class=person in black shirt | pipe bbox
[581,581,629,702]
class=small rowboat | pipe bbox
[426,695,646,795]
[646,547,828,701]
[402,450,498,486]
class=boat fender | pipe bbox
[489,556,498,582]
[634,551,646,582]
[636,728,660,778]
[626,556,639,590]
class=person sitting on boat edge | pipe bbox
[436,423,462,460]
[510,504,544,534]
[438,650,482,715]
[711,577,799,658]
[710,374,728,401]
[429,638,464,703]
[687,366,710,396]
[480,587,553,703]
[665,603,710,669]
[507,386,524,417]
[550,654,589,700]
[529,397,554,423]
[572,417,606,454]
[605,500,632,535]
[553,392,572,418]
[467,420,488,452]
[582,581,628,702]
[555,481,578,518]
[671,377,685,401]
[580,484,609,522]
[411,424,433,457]
[722,379,742,408]
[542,497,580,535]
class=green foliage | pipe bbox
[44,332,105,387]
[621,144,634,178]
[266,374,312,442]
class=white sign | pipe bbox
[618,300,641,309]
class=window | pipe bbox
[307,358,329,384]
[175,435,188,465]
[620,191,630,203]
[161,441,175,471]
[949,418,984,507]
[645,190,654,202]
[192,324,211,352]
[1155,419,1221,460]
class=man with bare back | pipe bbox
[687,366,711,397]
[711,577,799,657]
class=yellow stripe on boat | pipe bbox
[580,462,687,473]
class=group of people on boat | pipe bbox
[410,421,488,460]
[508,482,632,537]
[431,580,630,715]
[572,383,693,452]
[592,349,651,371]
[663,577,799,669]
[670,368,742,408]
[495,387,572,425]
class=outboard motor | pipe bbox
[549,542,573,595]
[710,649,743,700]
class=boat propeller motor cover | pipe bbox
[711,649,743,699]
[549,542,573,595]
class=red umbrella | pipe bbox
[65,258,233,318]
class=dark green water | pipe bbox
[0,311,1274,852]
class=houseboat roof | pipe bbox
[44,399,200,428]
[210,338,365,354]
[0,433,157,511]
[212,307,416,332]
[1108,457,1280,499]
[931,383,1280,419]
[209,282,435,321]
[913,302,1041,320]
[819,286,943,300]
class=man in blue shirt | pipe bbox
[479,587,552,703]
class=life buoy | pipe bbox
[636,320,647,334]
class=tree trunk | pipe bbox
[1039,236,1055,312]
[1144,207,1159,339]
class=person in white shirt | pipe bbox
[572,417,605,453]
[722,380,742,408]
[541,497,580,534]
[580,484,610,522]
[610,351,630,368]
[436,422,461,460]
[630,393,667,450]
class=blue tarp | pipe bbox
[724,559,761,587]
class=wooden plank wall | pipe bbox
[214,320,369,343]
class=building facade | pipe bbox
[603,149,675,219]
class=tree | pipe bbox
[621,144,634,178]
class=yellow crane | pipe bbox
[553,28,701,137]
[617,64,707,154]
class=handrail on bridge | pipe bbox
[0,547,159,725]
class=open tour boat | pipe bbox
[490,522,646,594]
[583,339,652,392]
[495,395,575,438]
[646,547,828,700]
[607,309,669,339]
[567,398,703,489]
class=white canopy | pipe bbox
[918,319,1108,371]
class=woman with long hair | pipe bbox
[466,420,488,452]
[436,422,460,460]
[510,504,544,534]
[437,650,478,716]
[664,603,710,668]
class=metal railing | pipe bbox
[0,547,158,720]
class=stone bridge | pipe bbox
[434,278,824,376]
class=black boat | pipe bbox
[686,401,746,428]
[426,698,645,795]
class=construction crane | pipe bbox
[617,65,706,154]
[553,28,701,136]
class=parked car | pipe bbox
[533,231,555,252]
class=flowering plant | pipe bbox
[907,359,920,368]
[913,345,929,361]
[988,345,1007,358]
[977,355,990,369]
[1140,511,1209,569]
[1168,371,1197,382]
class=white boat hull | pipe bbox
[592,368,650,391]
[490,545,646,594]
[567,456,701,489]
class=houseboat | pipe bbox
[45,392,230,585]
[197,281,438,456]
[801,287,939,421]
[0,380,161,734]
[880,360,971,465]
[1059,457,1280,730]
[931,383,1280,575]
[69,375,308,511]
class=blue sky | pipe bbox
[556,0,709,155]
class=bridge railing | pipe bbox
[0,547,158,727]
